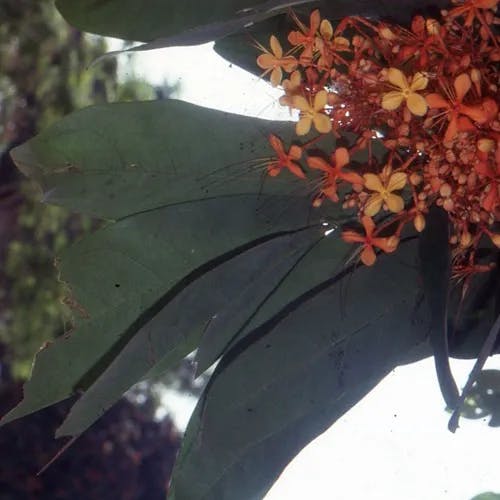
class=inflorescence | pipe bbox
[256,0,500,278]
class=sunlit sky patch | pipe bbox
[104,39,500,500]
[106,39,293,120]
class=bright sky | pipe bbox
[105,40,500,500]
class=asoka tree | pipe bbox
[1,1,499,499]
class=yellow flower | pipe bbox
[292,90,332,135]
[363,171,407,216]
[256,35,298,87]
[279,70,302,109]
[382,68,428,116]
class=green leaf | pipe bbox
[55,227,330,437]
[1,194,323,427]
[55,0,314,42]
[169,240,431,500]
[10,100,309,220]
[195,234,349,374]
[471,494,500,500]
[170,374,377,500]
[96,1,317,60]
[56,0,451,45]
[3,100,344,428]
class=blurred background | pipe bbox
[0,1,199,498]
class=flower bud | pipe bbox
[460,231,472,248]
[443,198,454,211]
[471,68,481,83]
[440,183,452,198]
[490,233,500,248]
[414,213,426,232]
[410,172,423,185]
[478,138,494,153]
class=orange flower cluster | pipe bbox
[257,1,500,272]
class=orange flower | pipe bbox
[381,68,429,116]
[266,134,304,178]
[288,9,321,64]
[341,216,399,266]
[256,35,298,87]
[316,18,350,69]
[307,148,363,203]
[363,171,408,216]
[426,73,488,142]
[397,16,446,69]
[292,90,332,135]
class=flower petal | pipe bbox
[387,68,408,90]
[267,163,280,176]
[372,236,399,253]
[482,186,498,212]
[456,115,476,133]
[454,73,471,102]
[288,31,304,46]
[270,67,283,87]
[281,56,298,73]
[382,91,404,111]
[307,156,331,172]
[426,93,449,109]
[270,35,283,58]
[410,72,429,91]
[257,54,276,70]
[444,117,458,142]
[268,134,284,155]
[322,185,339,202]
[364,194,384,216]
[287,162,306,179]
[288,144,302,160]
[314,90,328,111]
[341,230,365,244]
[361,215,376,236]
[334,147,350,169]
[477,0,499,7]
[481,98,499,121]
[320,19,333,39]
[292,95,311,112]
[407,92,428,116]
[313,113,332,133]
[461,104,488,123]
[385,193,405,213]
[363,173,384,192]
[310,9,321,32]
[279,95,292,108]
[360,245,377,266]
[340,171,364,186]
[387,172,407,191]
[296,116,312,136]
[290,70,301,86]
[334,36,350,50]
